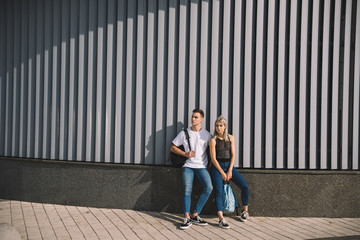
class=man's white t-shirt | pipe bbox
[172,128,212,168]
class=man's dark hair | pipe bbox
[193,109,204,118]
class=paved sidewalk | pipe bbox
[0,200,360,240]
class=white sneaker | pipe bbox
[180,218,192,230]
[219,218,230,229]
[240,210,249,222]
[190,215,208,226]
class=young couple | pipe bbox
[170,109,249,230]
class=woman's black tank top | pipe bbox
[216,137,231,162]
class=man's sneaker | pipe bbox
[240,210,249,222]
[190,215,208,225]
[180,218,192,230]
[219,218,230,229]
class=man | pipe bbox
[170,109,213,230]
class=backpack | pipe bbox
[168,129,191,168]
[223,182,240,214]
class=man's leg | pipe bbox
[182,167,194,217]
[193,168,213,215]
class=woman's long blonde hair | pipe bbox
[213,115,229,141]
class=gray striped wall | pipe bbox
[0,0,359,169]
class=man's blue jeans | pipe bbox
[182,167,213,214]
[211,161,249,212]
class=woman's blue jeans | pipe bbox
[182,167,213,214]
[211,162,249,212]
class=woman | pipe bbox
[210,115,249,229]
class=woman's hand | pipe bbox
[221,172,228,181]
[226,171,233,181]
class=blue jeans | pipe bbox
[211,162,249,212]
[182,167,213,214]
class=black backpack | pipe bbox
[168,129,191,168]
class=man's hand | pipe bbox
[186,151,195,158]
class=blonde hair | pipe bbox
[213,115,229,141]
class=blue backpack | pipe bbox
[223,182,239,214]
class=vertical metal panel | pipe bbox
[5,0,13,155]
[77,0,89,161]
[68,0,79,160]
[34,0,44,158]
[95,0,107,162]
[155,0,167,164]
[135,0,146,164]
[124,0,136,164]
[199,0,209,123]
[51,0,61,160]
[1,0,359,170]
[210,0,220,133]
[5,0,13,156]
[166,0,178,160]
[354,2,360,170]
[310,0,320,169]
[254,0,265,168]
[0,0,6,155]
[105,0,116,163]
[243,0,254,168]
[114,0,126,163]
[19,0,29,158]
[277,0,287,169]
[298,0,309,169]
[266,0,276,169]
[59,0,70,160]
[85,0,97,162]
[42,0,53,159]
[12,0,21,157]
[189,0,198,111]
[221,0,231,119]
[145,0,156,164]
[321,0,331,169]
[27,0,37,158]
[341,0,353,170]
[331,0,342,169]
[232,0,243,168]
[178,0,187,130]
[288,0,298,169]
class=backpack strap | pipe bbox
[184,129,191,151]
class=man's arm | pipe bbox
[170,144,195,158]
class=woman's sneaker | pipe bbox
[240,210,249,222]
[219,218,230,229]
[180,218,192,230]
[190,215,208,225]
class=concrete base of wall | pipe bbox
[1,157,359,217]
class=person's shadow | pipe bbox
[144,121,185,166]
[130,122,184,214]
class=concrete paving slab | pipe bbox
[1,199,360,240]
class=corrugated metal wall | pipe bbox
[0,0,359,169]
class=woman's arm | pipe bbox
[210,138,227,180]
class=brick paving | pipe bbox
[1,199,360,240]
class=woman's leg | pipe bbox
[211,162,231,220]
[182,167,194,217]
[230,167,249,207]
[193,168,213,214]
[211,164,225,214]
